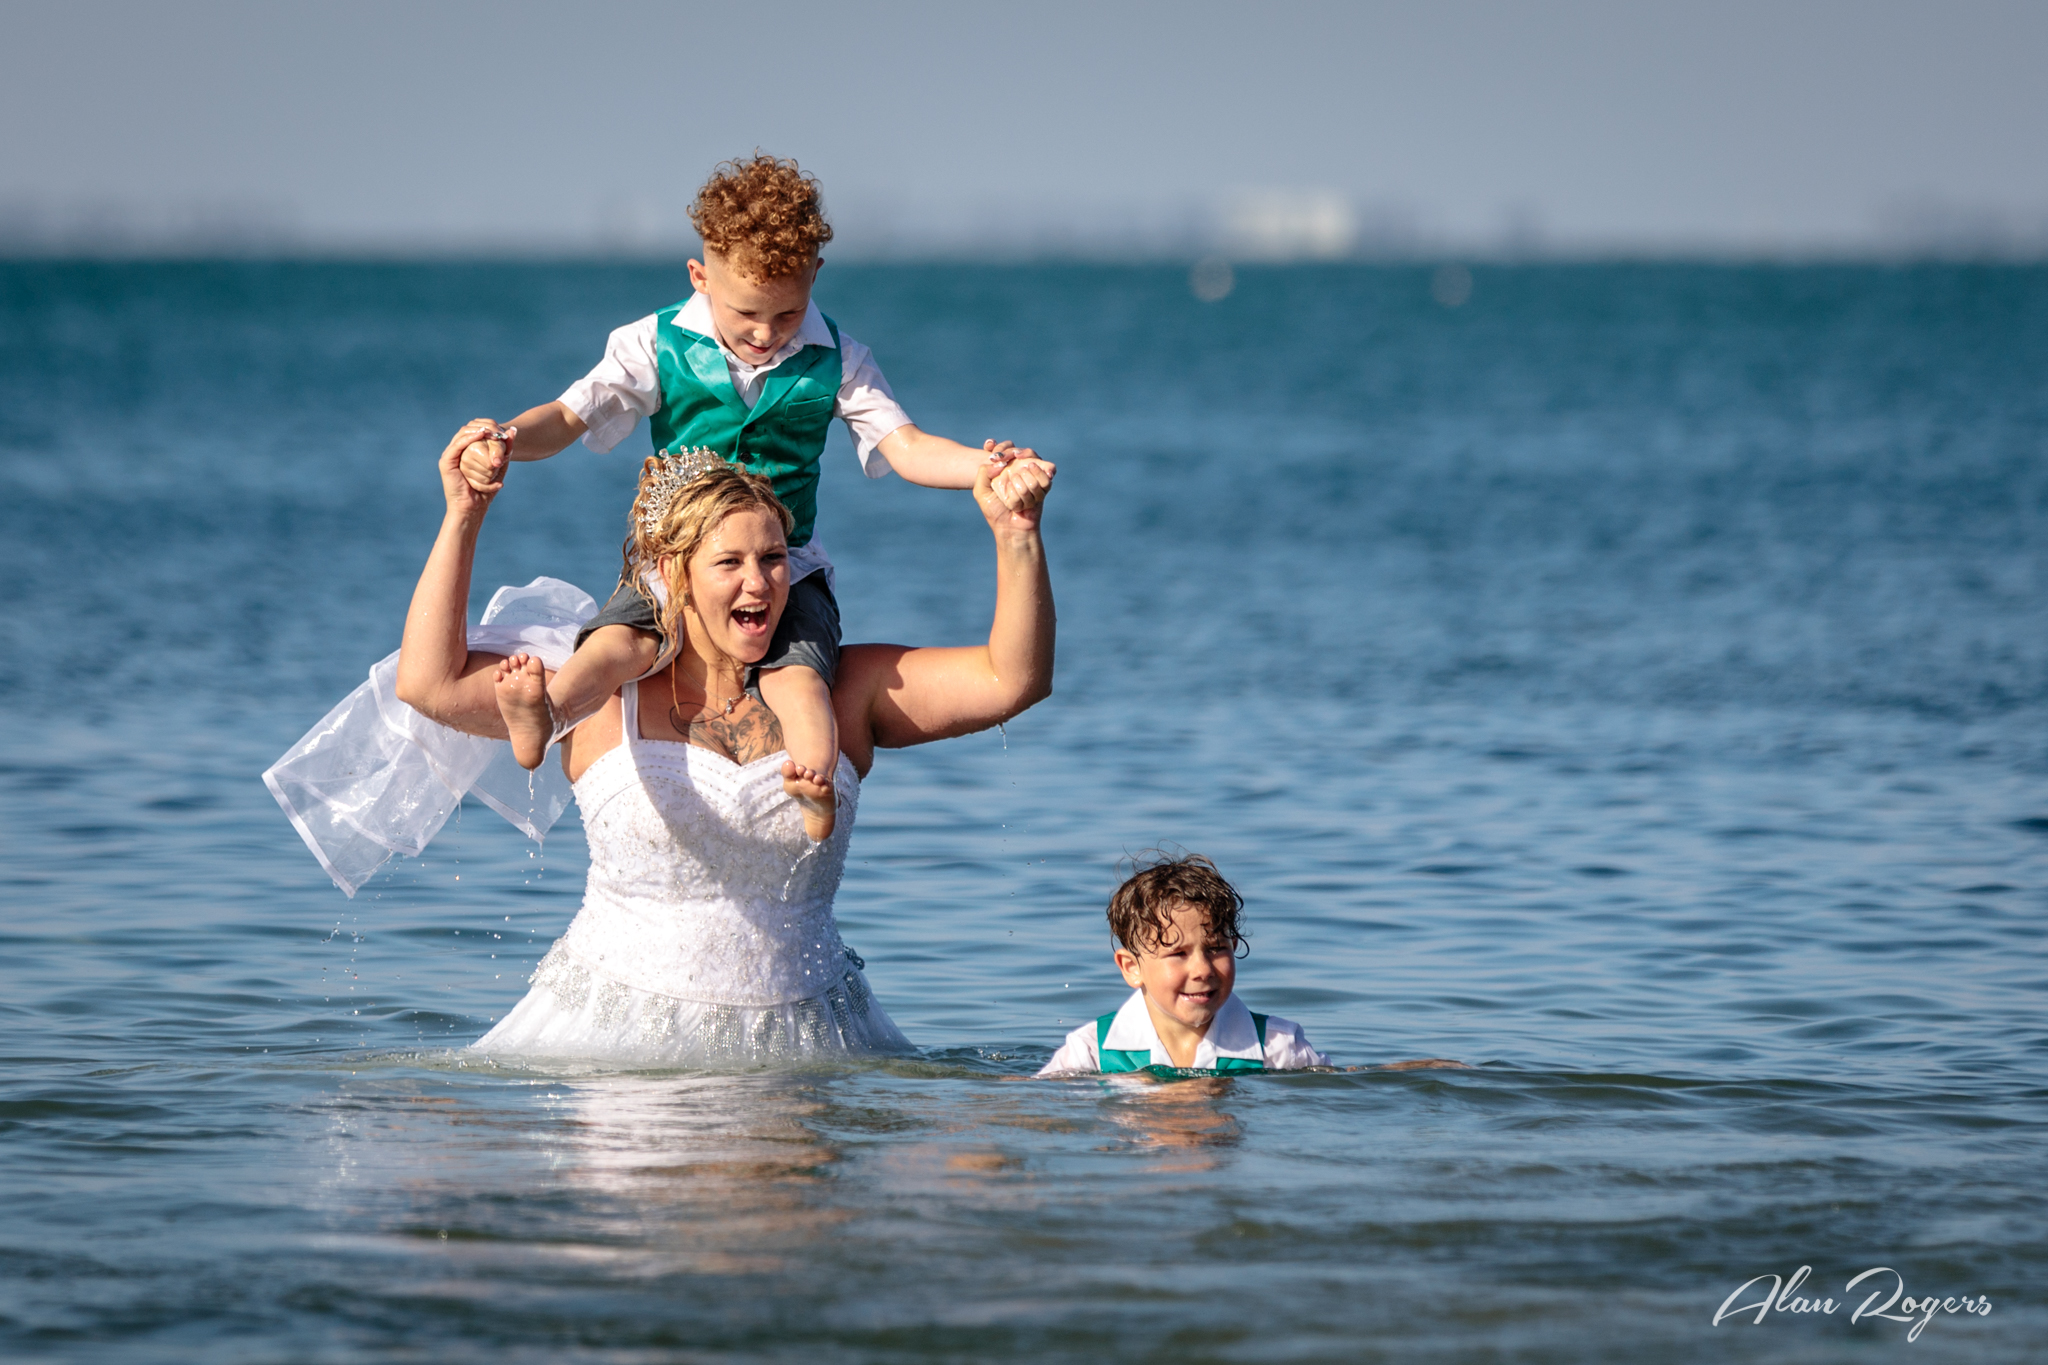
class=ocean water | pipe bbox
[2,259,2045,1362]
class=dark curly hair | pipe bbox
[688,153,834,280]
[1106,851,1248,957]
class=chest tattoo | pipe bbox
[688,701,784,764]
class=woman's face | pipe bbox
[677,507,790,663]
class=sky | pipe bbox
[3,0,2045,257]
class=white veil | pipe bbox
[263,577,597,897]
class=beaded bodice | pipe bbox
[555,682,859,1006]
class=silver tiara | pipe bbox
[638,446,730,534]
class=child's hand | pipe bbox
[457,420,517,493]
[990,455,1055,514]
[439,420,507,515]
[982,439,1055,512]
[982,438,1051,469]
[975,452,1054,529]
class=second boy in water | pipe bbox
[1038,853,1333,1076]
[457,154,1050,840]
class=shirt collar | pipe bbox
[1102,989,1262,1069]
[677,290,837,370]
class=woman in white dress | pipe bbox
[390,429,1055,1065]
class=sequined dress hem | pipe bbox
[474,943,913,1066]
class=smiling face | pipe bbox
[685,250,818,367]
[672,506,790,665]
[1115,901,1239,1042]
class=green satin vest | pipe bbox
[648,301,843,547]
[1096,1011,1269,1076]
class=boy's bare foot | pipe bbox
[495,652,554,770]
[782,760,836,841]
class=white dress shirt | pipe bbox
[1036,990,1332,1076]
[559,292,913,587]
[558,291,912,474]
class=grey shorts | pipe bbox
[575,571,841,687]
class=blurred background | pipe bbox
[4,4,2046,1360]
[4,0,2047,262]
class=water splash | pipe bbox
[780,838,823,902]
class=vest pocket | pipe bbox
[779,395,833,419]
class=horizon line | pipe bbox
[4,246,2046,267]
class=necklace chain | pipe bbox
[669,667,745,733]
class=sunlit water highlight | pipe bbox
[2,261,2046,1360]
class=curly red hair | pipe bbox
[688,153,834,280]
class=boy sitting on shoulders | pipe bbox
[1038,852,1332,1076]
[455,154,1049,841]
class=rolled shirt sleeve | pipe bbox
[1035,1021,1102,1076]
[559,316,664,454]
[1262,1017,1332,1070]
[834,334,912,478]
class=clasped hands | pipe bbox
[456,421,517,493]
[979,439,1055,518]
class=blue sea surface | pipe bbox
[1,260,2045,1361]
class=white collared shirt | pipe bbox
[558,292,912,476]
[1037,989,1331,1076]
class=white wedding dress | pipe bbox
[262,576,910,1066]
[473,679,912,1065]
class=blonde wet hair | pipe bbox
[622,456,794,646]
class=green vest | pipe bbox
[1096,1011,1268,1077]
[649,301,844,547]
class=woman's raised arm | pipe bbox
[836,459,1056,769]
[393,422,519,737]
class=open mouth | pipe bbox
[733,605,770,633]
